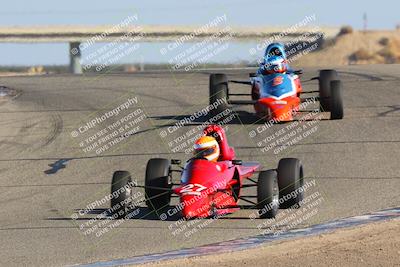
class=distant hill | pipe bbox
[294,29,400,67]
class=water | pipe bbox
[0,41,264,66]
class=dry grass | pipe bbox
[350,49,375,60]
[349,35,400,64]
[378,38,400,63]
[349,48,385,64]
[379,37,390,46]
[338,25,354,36]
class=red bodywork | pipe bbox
[173,125,260,219]
[252,74,303,122]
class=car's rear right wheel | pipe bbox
[330,80,344,120]
[319,69,338,111]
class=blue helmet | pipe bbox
[263,55,288,74]
[265,43,287,60]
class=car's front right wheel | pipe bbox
[257,170,279,219]
[111,170,133,219]
[277,158,304,209]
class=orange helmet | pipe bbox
[193,136,220,162]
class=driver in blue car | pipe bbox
[252,43,302,100]
[257,42,294,75]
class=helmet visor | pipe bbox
[268,47,283,57]
[194,147,216,158]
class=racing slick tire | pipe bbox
[329,80,344,120]
[257,170,279,219]
[319,69,338,111]
[277,158,304,209]
[209,74,228,117]
[111,170,133,219]
[145,158,172,212]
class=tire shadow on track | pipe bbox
[149,110,333,126]
[47,205,263,222]
[150,112,261,125]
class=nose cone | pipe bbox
[177,159,232,218]
[257,98,294,121]
[181,194,212,219]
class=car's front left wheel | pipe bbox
[145,158,172,212]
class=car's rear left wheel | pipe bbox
[209,74,229,117]
[319,69,338,111]
[330,80,344,120]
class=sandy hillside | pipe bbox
[295,30,400,67]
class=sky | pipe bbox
[0,0,398,65]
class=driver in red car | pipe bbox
[193,136,220,162]
[193,125,236,162]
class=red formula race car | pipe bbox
[209,69,344,122]
[110,125,304,220]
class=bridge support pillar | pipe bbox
[69,42,82,74]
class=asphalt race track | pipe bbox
[0,65,399,266]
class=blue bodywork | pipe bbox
[259,73,296,99]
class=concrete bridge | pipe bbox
[0,25,339,73]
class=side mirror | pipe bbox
[171,159,181,165]
[232,159,242,165]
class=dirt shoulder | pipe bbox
[141,219,400,267]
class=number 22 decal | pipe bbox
[180,183,207,196]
